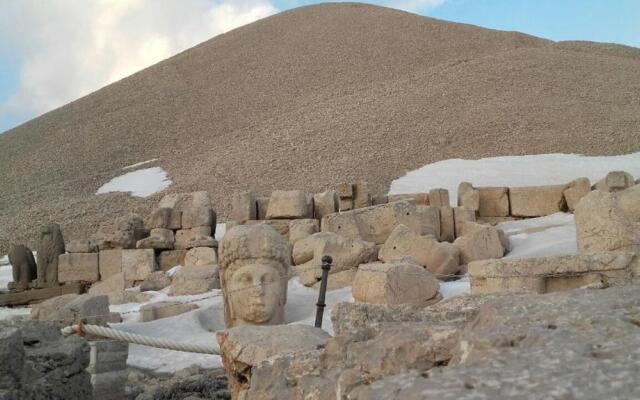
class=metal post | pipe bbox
[314,255,332,328]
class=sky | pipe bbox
[0,0,638,134]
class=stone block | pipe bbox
[388,194,416,203]
[87,340,128,374]
[89,273,131,295]
[429,188,450,208]
[231,191,257,223]
[158,191,211,211]
[337,183,353,198]
[353,182,371,209]
[157,249,187,271]
[352,262,440,306]
[372,194,389,205]
[439,206,455,242]
[121,249,156,282]
[66,240,98,253]
[175,227,216,249]
[313,190,338,219]
[90,370,127,400]
[321,200,425,245]
[509,184,567,217]
[147,207,182,230]
[58,253,99,283]
[256,196,270,220]
[478,187,510,217]
[453,222,505,264]
[457,182,480,212]
[594,171,635,192]
[139,271,171,292]
[31,293,110,325]
[339,197,354,211]
[378,224,460,278]
[564,177,591,211]
[265,190,313,219]
[311,268,358,290]
[182,207,216,229]
[453,206,476,238]
[136,228,175,250]
[289,219,319,245]
[99,249,122,280]
[184,246,218,267]
[170,265,220,295]
[415,205,440,237]
[139,301,199,322]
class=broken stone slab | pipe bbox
[87,339,129,374]
[476,216,521,225]
[66,239,98,253]
[147,207,182,230]
[31,293,110,325]
[139,271,172,292]
[453,206,476,238]
[292,232,377,286]
[575,185,640,255]
[136,228,175,250]
[594,170,635,192]
[415,205,441,238]
[175,227,217,249]
[139,301,199,322]
[453,222,505,265]
[89,273,133,296]
[477,186,510,217]
[352,262,440,306]
[439,206,455,242]
[428,188,450,208]
[58,253,100,283]
[170,265,220,295]
[184,246,218,267]
[321,200,426,245]
[122,249,156,282]
[468,252,635,294]
[457,181,480,212]
[157,249,187,271]
[265,190,313,219]
[564,177,591,212]
[216,324,330,399]
[353,182,371,209]
[288,219,319,245]
[312,268,358,290]
[313,190,339,219]
[231,191,257,223]
[509,184,568,217]
[182,206,216,229]
[378,224,460,278]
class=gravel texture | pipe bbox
[1,3,639,253]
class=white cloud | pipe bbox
[0,0,277,126]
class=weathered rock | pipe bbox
[243,219,291,238]
[478,186,510,217]
[89,272,132,296]
[453,222,505,264]
[91,229,136,251]
[35,222,65,287]
[216,324,330,399]
[371,194,389,205]
[170,265,220,295]
[457,182,480,212]
[453,206,476,238]
[7,244,36,292]
[469,252,635,294]
[104,290,152,306]
[439,206,455,242]
[509,184,568,217]
[378,225,460,278]
[139,271,172,292]
[313,190,339,219]
[353,182,371,209]
[564,177,591,211]
[139,301,199,322]
[184,246,218,267]
[182,207,216,229]
[158,191,211,211]
[293,232,377,286]
[136,228,175,250]
[321,200,426,245]
[415,205,441,238]
[288,219,319,245]
[147,207,182,230]
[312,268,358,290]
[429,188,450,207]
[175,226,217,249]
[352,262,440,306]
[87,340,129,400]
[66,239,98,253]
[265,190,313,219]
[122,249,156,282]
[157,249,188,271]
[575,185,640,255]
[594,170,635,192]
[58,253,100,283]
[31,293,110,325]
[231,191,257,223]
[98,249,122,280]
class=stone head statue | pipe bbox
[219,224,291,328]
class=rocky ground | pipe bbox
[126,366,230,400]
[1,3,640,254]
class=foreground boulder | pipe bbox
[352,262,440,306]
[575,185,640,255]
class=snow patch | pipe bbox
[389,152,640,205]
[96,167,171,197]
[122,158,159,170]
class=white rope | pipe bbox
[61,324,219,355]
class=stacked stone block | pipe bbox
[87,340,129,400]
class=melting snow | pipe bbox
[122,158,159,170]
[96,167,171,197]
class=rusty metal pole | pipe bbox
[314,255,332,328]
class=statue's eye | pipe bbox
[238,274,251,284]
[263,274,276,284]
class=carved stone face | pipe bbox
[225,259,286,327]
